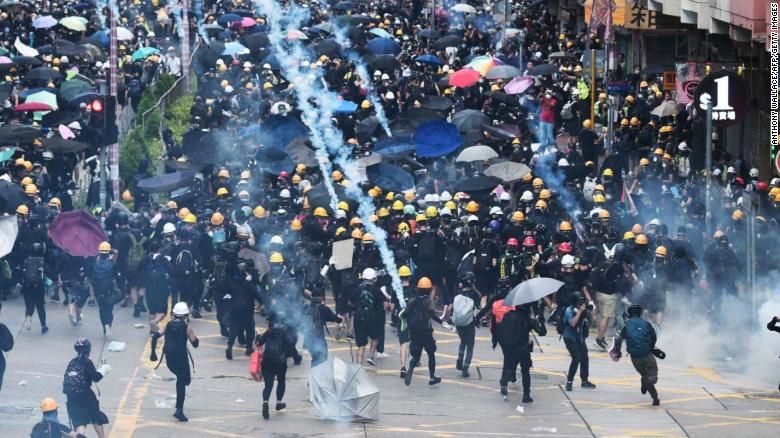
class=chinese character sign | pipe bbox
[624,0,657,29]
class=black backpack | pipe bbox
[262,332,287,365]
[30,420,58,438]
[356,287,375,324]
[92,258,114,290]
[146,256,167,283]
[173,249,196,278]
[23,257,44,285]
[62,358,90,396]
[405,298,431,335]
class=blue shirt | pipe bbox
[562,306,589,340]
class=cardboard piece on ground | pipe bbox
[332,239,354,270]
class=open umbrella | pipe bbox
[49,211,107,257]
[504,76,534,94]
[222,41,249,56]
[0,215,17,257]
[24,67,63,82]
[217,13,242,25]
[60,17,87,32]
[53,39,87,56]
[0,124,40,144]
[42,110,81,127]
[449,68,480,88]
[456,145,498,162]
[421,95,453,111]
[399,108,441,127]
[33,15,57,29]
[465,56,503,76]
[369,28,392,39]
[42,136,89,153]
[116,26,134,41]
[132,47,160,61]
[483,123,520,140]
[451,3,477,13]
[334,100,358,114]
[58,79,95,101]
[527,63,559,76]
[485,65,521,80]
[414,120,463,157]
[367,162,414,192]
[484,161,531,183]
[0,179,26,214]
[504,277,565,306]
[418,28,441,39]
[26,90,58,111]
[259,115,309,149]
[548,51,575,60]
[651,100,679,117]
[452,109,490,133]
[137,171,198,193]
[453,175,501,196]
[433,35,460,49]
[240,17,257,28]
[306,183,348,214]
[309,357,380,420]
[414,54,444,65]
[285,138,319,168]
[368,54,400,72]
[15,102,53,112]
[243,32,269,49]
[366,37,399,55]
[13,56,41,67]
[335,1,353,9]
[311,22,337,34]
[282,29,308,40]
[310,39,341,58]
[373,136,415,157]
[0,147,14,162]
[486,91,519,107]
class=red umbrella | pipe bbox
[48,210,107,257]
[449,69,480,88]
[15,102,53,112]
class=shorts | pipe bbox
[66,392,109,428]
[354,319,381,347]
[146,291,169,315]
[596,292,618,320]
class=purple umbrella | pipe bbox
[504,76,534,95]
[49,210,107,256]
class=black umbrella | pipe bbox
[418,28,441,39]
[230,9,256,17]
[41,110,81,127]
[137,171,198,193]
[285,138,319,168]
[485,65,521,80]
[310,39,341,58]
[0,83,13,101]
[486,91,519,107]
[243,32,270,50]
[548,51,575,60]
[368,54,400,72]
[53,39,87,56]
[388,117,415,138]
[483,123,518,140]
[24,67,63,83]
[0,124,41,144]
[0,179,26,214]
[13,56,42,67]
[399,108,441,127]
[433,35,460,49]
[451,109,490,133]
[366,162,414,192]
[306,183,348,215]
[526,63,559,76]
[453,175,501,197]
[335,1,353,10]
[255,147,294,175]
[0,61,16,72]
[42,136,90,153]
[182,129,233,164]
[217,13,242,25]
[422,95,453,112]
[164,159,201,171]
[356,116,380,143]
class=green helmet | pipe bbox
[403,204,416,216]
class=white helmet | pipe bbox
[727,166,736,174]
[561,254,575,267]
[440,207,452,216]
[467,214,479,223]
[279,189,291,198]
[678,141,688,152]
[430,194,440,203]
[521,191,534,202]
[172,302,189,317]
[648,218,661,227]
[385,91,395,100]
[771,178,780,187]
[362,268,377,280]
[557,158,570,167]
[335,210,347,219]
[489,206,503,216]
[373,70,381,77]
[712,168,722,177]
[163,222,176,234]
[423,194,434,203]
[381,73,390,80]
[440,191,452,201]
[499,192,511,202]
[749,168,759,178]
[270,235,284,245]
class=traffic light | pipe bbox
[87,95,119,146]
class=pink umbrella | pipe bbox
[435,7,451,18]
[0,56,12,64]
[504,76,534,95]
[448,69,481,88]
[15,102,53,112]
[240,17,256,28]
[58,124,75,139]
[48,210,107,257]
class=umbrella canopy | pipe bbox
[282,29,308,40]
[24,67,63,82]
[137,171,198,193]
[222,41,249,56]
[49,211,107,257]
[13,56,41,67]
[526,63,559,76]
[259,115,309,149]
[132,47,161,61]
[373,136,416,157]
[483,123,520,140]
[255,147,294,175]
[504,76,534,94]
[367,162,415,192]
[311,22,337,34]
[366,37,400,55]
[399,108,441,127]
[356,116,380,143]
[306,183,348,214]
[15,102,53,112]
[310,39,341,58]
[414,54,444,65]
[116,26,134,41]
[33,15,57,29]
[414,120,463,157]
[448,68,480,88]
[418,28,441,39]
[465,56,503,76]
[60,16,87,31]
[548,51,575,60]
[453,175,501,196]
[42,135,90,153]
[456,145,499,162]
[0,215,17,258]
[240,17,257,28]
[421,95,453,111]
[0,124,40,144]
[484,161,531,182]
[285,138,319,168]
[309,357,380,420]
[451,3,477,13]
[243,32,269,49]
[452,109,490,133]
[182,129,233,164]
[369,28,392,39]
[368,54,400,72]
[52,39,87,56]
[0,147,14,162]
[485,65,521,80]
[26,90,58,111]
[505,277,565,306]
[486,91,520,107]
[217,13,242,25]
[433,35,460,49]
[58,78,95,101]
[0,179,26,214]
[651,100,679,117]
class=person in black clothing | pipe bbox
[612,304,662,406]
[255,324,290,420]
[0,302,13,391]
[403,277,442,386]
[63,338,110,438]
[32,397,84,438]
[22,242,48,333]
[303,295,342,366]
[453,272,480,378]
[768,317,780,391]
[494,303,547,403]
[150,302,199,422]
[225,259,258,360]
[146,242,172,361]
[562,292,597,391]
[88,242,118,338]
[354,268,387,366]
[60,254,87,327]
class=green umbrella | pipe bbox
[26,90,58,121]
[132,47,160,61]
[0,147,15,162]
[58,79,94,102]
[60,17,87,32]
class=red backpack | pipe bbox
[491,299,513,329]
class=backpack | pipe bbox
[0,323,13,352]
[173,249,196,278]
[625,317,653,357]
[404,299,431,335]
[561,100,575,120]
[146,255,167,283]
[262,332,287,365]
[30,421,58,438]
[92,258,114,290]
[356,287,375,324]
[23,257,44,285]
[127,234,148,273]
[452,294,475,327]
[211,227,226,244]
[474,246,494,272]
[416,232,439,261]
[491,299,513,327]
[62,358,90,396]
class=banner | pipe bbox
[584,0,625,27]
[675,62,705,104]
[332,238,355,270]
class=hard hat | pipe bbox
[183,213,197,224]
[582,119,593,129]
[522,173,533,182]
[361,100,371,109]
[172,302,189,316]
[713,230,725,238]
[559,242,572,253]
[440,191,452,201]
[594,184,605,192]
[655,246,667,257]
[602,168,613,177]
[398,222,410,234]
[626,95,635,103]
[520,191,534,202]
[662,153,672,160]
[749,168,759,178]
[489,206,503,216]
[593,194,606,203]
[24,184,38,194]
[392,200,404,211]
[20,176,32,186]
[314,207,328,217]
[98,241,111,252]
[512,137,521,144]
[163,222,176,234]
[404,205,416,216]
[635,234,648,245]
[295,164,306,174]
[166,200,178,210]
[532,177,544,189]
[620,118,629,126]
[539,189,551,200]
[499,192,511,202]
[48,197,61,208]
[362,268,377,280]
[770,187,780,200]
[511,211,525,222]
[467,215,479,223]
[426,206,438,218]
[378,207,390,217]
[290,219,302,231]
[417,277,432,289]
[122,190,133,202]
[40,397,57,412]
[362,233,374,242]
[585,161,595,167]
[240,170,251,180]
[349,217,362,227]
[630,117,640,126]
[253,206,267,218]
[732,209,744,220]
[335,226,347,236]
[559,221,572,231]
[217,169,230,178]
[640,81,648,88]
[332,170,343,181]
[522,236,536,247]
[561,254,576,267]
[368,188,379,198]
[16,204,28,215]
[399,266,412,277]
[506,238,519,247]
[445,201,457,210]
[623,231,635,240]
[270,235,284,245]
[263,82,273,90]
[178,207,191,219]
[639,158,650,166]
[535,199,547,209]
[654,147,664,155]
[598,209,610,219]
[337,201,349,212]
[415,213,427,222]
[351,229,364,239]
[269,252,284,263]
[466,201,479,213]
[211,212,224,226]
[216,187,229,196]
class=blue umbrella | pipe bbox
[255,147,294,175]
[414,119,463,157]
[217,13,242,25]
[366,162,415,192]
[335,1,353,9]
[369,28,393,39]
[87,30,110,47]
[373,136,415,156]
[366,38,400,55]
[334,100,358,113]
[222,41,249,56]
[259,115,309,149]
[414,54,444,65]
[33,15,57,29]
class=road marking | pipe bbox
[692,367,726,383]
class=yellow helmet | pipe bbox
[368,188,379,198]
[48,197,61,209]
[466,201,479,213]
[24,184,38,194]
[378,207,390,217]
[559,221,572,231]
[639,158,650,166]
[445,201,457,210]
[98,241,112,252]
[602,168,614,177]
[539,189,551,200]
[40,397,58,412]
[253,206,267,218]
[532,177,544,189]
[632,223,644,234]
[392,200,404,211]
[626,95,635,103]
[349,217,362,227]
[598,209,610,219]
[640,81,649,88]
[295,164,306,174]
[290,219,302,231]
[415,213,427,222]
[240,170,251,180]
[362,233,374,242]
[630,117,640,126]
[20,176,32,186]
[351,228,364,239]
[582,119,593,129]
[654,148,664,156]
[512,137,521,144]
[713,230,725,238]
[122,190,133,202]
[314,207,328,217]
[384,192,395,201]
[623,231,635,241]
[511,211,525,222]
[211,212,224,226]
[635,234,648,245]
[216,187,229,197]
[426,206,438,218]
[620,118,629,127]
[178,207,191,219]
[732,209,744,221]
[218,169,229,178]
[269,252,284,263]
[662,153,672,160]
[361,100,371,109]
[166,200,178,210]
[335,226,347,236]
[16,204,29,215]
[769,187,780,200]
[332,170,343,181]
[593,194,606,203]
[292,174,301,184]
[337,201,349,212]
[594,184,605,192]
[655,246,667,257]
[522,173,533,182]
[183,213,197,224]
[535,199,547,210]
[399,265,412,277]
[398,222,410,234]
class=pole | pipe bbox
[181,0,190,93]
[603,42,611,155]
[589,49,596,128]
[503,0,509,45]
[108,0,119,206]
[431,0,435,28]
[705,100,713,241]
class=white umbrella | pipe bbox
[309,357,380,420]
[456,145,498,163]
[484,161,531,183]
[116,26,134,41]
[451,3,477,13]
[651,100,678,117]
[0,215,18,258]
[504,277,564,306]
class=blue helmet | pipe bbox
[489,220,501,232]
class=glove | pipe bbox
[191,338,200,348]
[97,363,111,377]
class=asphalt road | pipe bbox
[1,293,779,438]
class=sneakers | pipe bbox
[104,325,112,339]
[565,381,573,391]
[429,376,441,385]
[522,394,533,403]
[366,357,376,366]
[262,402,269,420]
[191,309,202,319]
[24,317,31,331]
[41,326,48,334]
[461,368,469,378]
[173,409,188,422]
[275,402,286,411]
[68,313,78,327]
[375,352,389,359]
[133,305,141,318]
[399,367,406,379]
[149,352,158,362]
[226,348,233,360]
[595,338,608,350]
[456,357,463,371]
[652,398,660,406]
[581,381,596,389]
[500,384,508,396]
[404,366,414,386]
